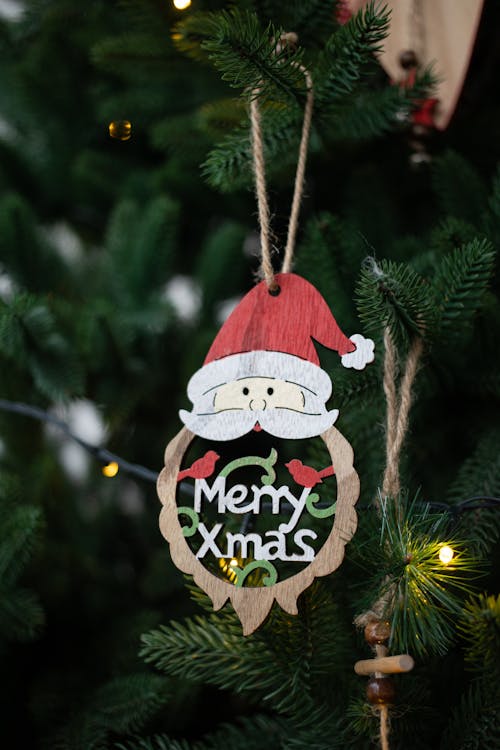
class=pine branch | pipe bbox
[201,9,306,104]
[0,504,42,585]
[0,294,84,400]
[0,587,44,642]
[117,715,286,750]
[295,213,356,321]
[117,737,192,750]
[448,430,500,555]
[0,192,67,293]
[195,221,248,315]
[485,163,500,245]
[432,238,496,337]
[355,257,437,346]
[358,496,481,658]
[460,593,500,678]
[141,583,353,717]
[430,217,479,256]
[440,676,500,750]
[202,101,301,191]
[448,429,500,504]
[105,195,180,306]
[278,0,339,48]
[315,1,391,106]
[197,97,247,139]
[53,674,171,750]
[319,70,435,140]
[171,11,222,62]
[91,34,175,77]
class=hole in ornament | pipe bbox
[267,387,274,395]
[242,387,249,395]
[177,433,339,586]
[268,284,281,297]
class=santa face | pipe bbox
[213,377,305,414]
[179,352,339,441]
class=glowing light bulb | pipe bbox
[108,120,132,141]
[102,461,119,478]
[173,0,191,9]
[439,545,454,565]
[229,558,238,568]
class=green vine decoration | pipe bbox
[220,448,278,485]
[234,560,278,587]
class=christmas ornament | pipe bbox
[157,274,374,633]
[157,45,375,634]
[355,619,414,745]
[108,120,132,140]
[344,0,484,130]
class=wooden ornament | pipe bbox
[354,654,415,676]
[157,273,375,634]
[364,619,391,645]
[344,0,484,129]
[366,676,396,706]
[355,618,414,710]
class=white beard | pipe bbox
[179,406,338,441]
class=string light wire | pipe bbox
[0,399,498,514]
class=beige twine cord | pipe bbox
[381,330,424,500]
[250,38,314,288]
[357,328,423,750]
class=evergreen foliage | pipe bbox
[0,1,499,748]
[0,476,44,642]
[362,496,479,657]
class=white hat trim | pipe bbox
[187,350,332,404]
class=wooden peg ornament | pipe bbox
[157,273,375,634]
[355,618,414,708]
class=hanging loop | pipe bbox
[250,33,314,289]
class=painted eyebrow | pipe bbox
[196,407,245,415]
[202,382,226,395]
[235,375,276,381]
[285,379,317,396]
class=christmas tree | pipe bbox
[0,1,499,748]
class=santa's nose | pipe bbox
[249,398,266,411]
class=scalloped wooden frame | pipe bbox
[157,425,360,635]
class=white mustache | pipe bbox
[179,407,338,441]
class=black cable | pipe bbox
[0,398,159,483]
[0,399,497,511]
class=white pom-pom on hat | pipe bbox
[341,333,375,370]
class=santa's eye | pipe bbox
[242,387,249,395]
[267,387,274,395]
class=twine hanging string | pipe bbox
[381,329,424,500]
[357,328,423,750]
[382,328,423,499]
[249,34,314,289]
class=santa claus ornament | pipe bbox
[157,53,375,634]
[157,274,374,633]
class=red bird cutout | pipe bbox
[177,450,220,482]
[285,459,335,488]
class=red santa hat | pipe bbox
[187,273,374,403]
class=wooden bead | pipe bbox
[364,620,391,645]
[399,49,418,70]
[366,676,396,706]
